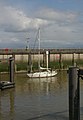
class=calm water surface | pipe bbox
[0,71,83,120]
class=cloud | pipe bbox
[35,8,77,23]
[0,5,78,33]
[0,5,49,32]
[0,3,83,48]
[34,8,81,38]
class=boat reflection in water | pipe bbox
[0,71,76,120]
[27,76,58,95]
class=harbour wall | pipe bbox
[0,52,83,62]
[0,49,83,70]
[0,48,83,61]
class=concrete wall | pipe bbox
[0,53,83,62]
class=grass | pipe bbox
[0,62,9,72]
[16,61,28,71]
[0,59,83,72]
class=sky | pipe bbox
[0,0,83,49]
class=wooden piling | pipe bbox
[28,52,32,73]
[43,52,46,67]
[46,51,49,70]
[72,53,75,66]
[69,67,80,120]
[9,57,14,82]
[48,51,50,68]
[12,54,15,72]
[59,53,62,69]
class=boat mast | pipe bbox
[38,28,40,70]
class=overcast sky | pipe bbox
[0,0,83,49]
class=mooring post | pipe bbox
[72,53,76,66]
[59,53,62,69]
[12,54,15,72]
[28,52,32,73]
[46,51,49,70]
[69,67,80,120]
[48,51,50,68]
[43,51,46,67]
[9,57,14,83]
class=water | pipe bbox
[0,71,83,120]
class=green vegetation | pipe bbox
[16,61,28,71]
[61,60,73,69]
[0,62,9,72]
[76,60,83,67]
[0,60,83,72]
[49,61,60,69]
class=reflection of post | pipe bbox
[9,90,15,118]
[0,96,2,118]
[69,67,80,120]
[46,81,49,95]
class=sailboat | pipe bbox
[27,28,57,78]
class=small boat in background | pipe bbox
[27,28,57,78]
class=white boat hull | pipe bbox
[27,70,57,78]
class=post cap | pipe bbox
[9,57,14,61]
